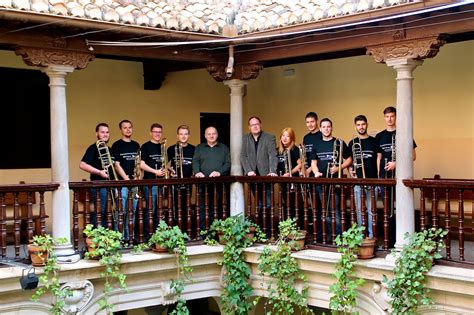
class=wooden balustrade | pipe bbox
[0,183,58,259]
[404,178,474,264]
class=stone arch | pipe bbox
[0,301,51,314]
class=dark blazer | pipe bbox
[241,131,278,175]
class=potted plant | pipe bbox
[203,215,265,315]
[279,218,307,251]
[329,224,365,314]
[358,236,376,259]
[83,224,126,313]
[256,219,312,314]
[30,235,71,315]
[383,228,447,315]
[149,221,192,315]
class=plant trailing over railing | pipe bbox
[383,228,447,315]
[30,235,71,315]
[203,215,265,315]
[256,218,312,314]
[83,224,126,314]
[329,224,365,314]
[149,221,192,315]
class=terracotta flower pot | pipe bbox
[289,230,307,251]
[28,244,48,267]
[152,244,169,253]
[358,238,376,259]
[217,231,226,245]
[245,226,256,240]
[85,237,100,260]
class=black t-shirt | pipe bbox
[81,143,114,181]
[303,131,322,168]
[348,136,378,179]
[375,129,417,178]
[111,139,140,179]
[167,143,195,178]
[140,141,163,179]
[310,137,351,177]
[277,146,300,176]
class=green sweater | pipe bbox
[192,142,231,176]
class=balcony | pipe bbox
[0,177,473,314]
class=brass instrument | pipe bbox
[174,141,184,179]
[389,133,396,218]
[391,133,396,164]
[95,140,118,222]
[284,148,295,191]
[160,138,169,179]
[351,136,366,179]
[95,140,118,180]
[133,150,141,199]
[328,138,343,179]
[298,144,307,177]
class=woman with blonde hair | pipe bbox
[277,127,302,221]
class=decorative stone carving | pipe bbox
[207,62,263,81]
[372,281,390,312]
[366,36,445,63]
[15,47,94,69]
[59,280,94,314]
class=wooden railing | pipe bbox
[404,178,474,264]
[0,183,59,258]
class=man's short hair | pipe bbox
[354,115,368,124]
[119,119,132,129]
[95,123,109,132]
[383,106,396,115]
[248,116,261,124]
[320,118,332,127]
[177,124,190,134]
[305,112,318,120]
[150,123,163,131]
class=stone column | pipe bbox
[43,65,79,262]
[386,58,423,248]
[224,79,248,216]
[16,47,94,263]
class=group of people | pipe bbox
[80,106,416,243]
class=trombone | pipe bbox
[327,138,343,179]
[95,140,118,223]
[160,138,169,179]
[298,144,313,208]
[388,133,396,218]
[351,136,365,179]
[132,150,141,199]
[174,141,184,179]
[284,148,295,191]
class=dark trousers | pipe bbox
[316,185,342,242]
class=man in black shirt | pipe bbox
[310,118,352,241]
[303,112,322,177]
[376,106,417,247]
[167,125,195,231]
[140,123,167,235]
[79,123,114,227]
[111,119,140,240]
[348,115,377,239]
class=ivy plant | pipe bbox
[149,221,192,315]
[329,224,365,314]
[31,235,71,315]
[256,218,312,314]
[203,215,265,315]
[83,224,127,314]
[383,228,447,315]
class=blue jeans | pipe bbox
[90,188,108,227]
[316,185,341,240]
[119,187,138,241]
[355,185,373,238]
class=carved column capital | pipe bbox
[207,62,263,82]
[366,36,445,64]
[15,46,94,69]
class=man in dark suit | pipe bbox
[241,117,278,234]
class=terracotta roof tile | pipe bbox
[1,0,415,35]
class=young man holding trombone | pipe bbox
[310,118,352,241]
[348,115,377,239]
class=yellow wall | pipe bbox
[0,39,472,186]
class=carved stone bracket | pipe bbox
[366,36,445,63]
[15,46,94,69]
[372,281,390,312]
[207,62,263,82]
[59,280,94,314]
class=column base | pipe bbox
[55,243,81,264]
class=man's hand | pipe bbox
[99,170,109,179]
[209,171,221,177]
[195,172,205,178]
[267,172,278,177]
[247,171,256,176]
[385,161,396,171]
